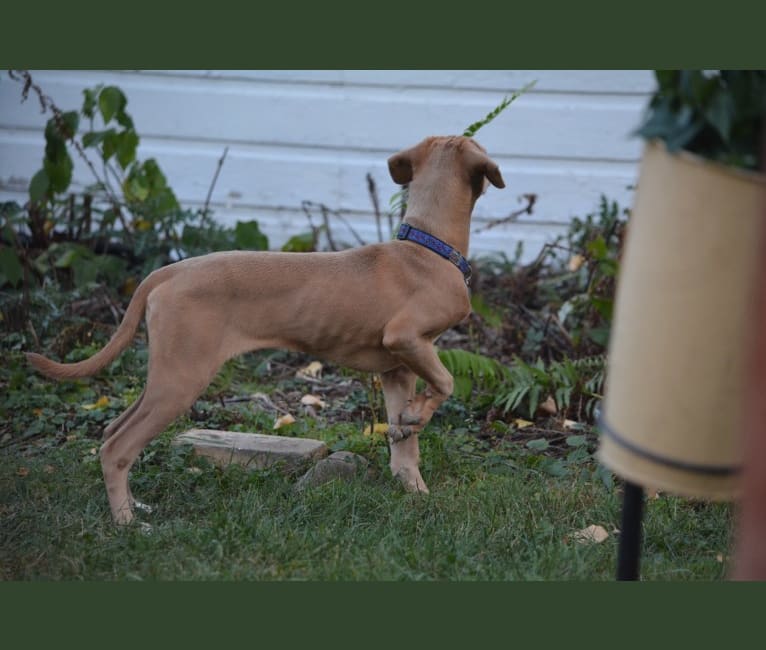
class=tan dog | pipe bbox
[26,135,505,524]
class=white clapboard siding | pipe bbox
[0,70,654,260]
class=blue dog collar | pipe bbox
[396,222,472,285]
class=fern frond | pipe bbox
[462,80,537,138]
[438,348,508,401]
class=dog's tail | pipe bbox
[26,267,169,381]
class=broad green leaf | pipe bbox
[234,220,269,250]
[116,130,139,169]
[60,111,79,139]
[0,247,24,287]
[29,168,50,203]
[124,175,150,202]
[54,244,89,269]
[102,131,119,161]
[116,111,134,129]
[98,86,126,124]
[82,129,114,148]
[281,231,316,252]
[82,86,101,119]
[526,438,549,451]
[43,154,73,194]
[566,434,588,447]
[540,458,568,477]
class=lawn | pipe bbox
[0,345,733,581]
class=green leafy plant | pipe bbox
[494,355,605,421]
[437,348,510,401]
[635,70,766,171]
[2,71,270,296]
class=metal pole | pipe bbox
[616,481,644,580]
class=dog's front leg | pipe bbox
[382,327,454,441]
[380,366,429,493]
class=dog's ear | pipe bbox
[388,147,415,185]
[466,148,505,189]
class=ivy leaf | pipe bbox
[29,169,50,203]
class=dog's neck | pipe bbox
[402,176,475,257]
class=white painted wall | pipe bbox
[0,70,655,261]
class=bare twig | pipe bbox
[473,193,537,234]
[203,146,229,215]
[319,204,337,251]
[301,200,367,250]
[366,173,383,242]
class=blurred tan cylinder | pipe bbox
[598,141,766,500]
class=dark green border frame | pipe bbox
[3,2,766,68]
[3,583,766,645]
[3,2,766,645]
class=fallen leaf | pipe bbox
[300,394,327,409]
[122,276,138,296]
[16,467,29,477]
[538,396,557,415]
[33,408,43,417]
[363,423,390,436]
[273,413,296,429]
[89,447,98,455]
[568,253,586,272]
[563,419,580,430]
[43,465,55,474]
[82,395,110,411]
[573,524,609,544]
[716,553,725,563]
[513,418,534,429]
[187,467,203,475]
[296,361,323,380]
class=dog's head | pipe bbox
[387,136,505,197]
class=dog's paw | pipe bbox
[399,410,423,426]
[387,424,416,443]
[393,466,430,494]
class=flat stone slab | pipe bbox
[173,429,328,473]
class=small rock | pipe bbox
[295,451,371,491]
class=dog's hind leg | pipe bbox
[99,373,213,525]
[99,317,226,524]
[380,366,429,494]
[103,389,145,441]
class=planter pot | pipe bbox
[598,140,766,501]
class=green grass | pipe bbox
[0,423,732,581]
[0,340,733,581]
